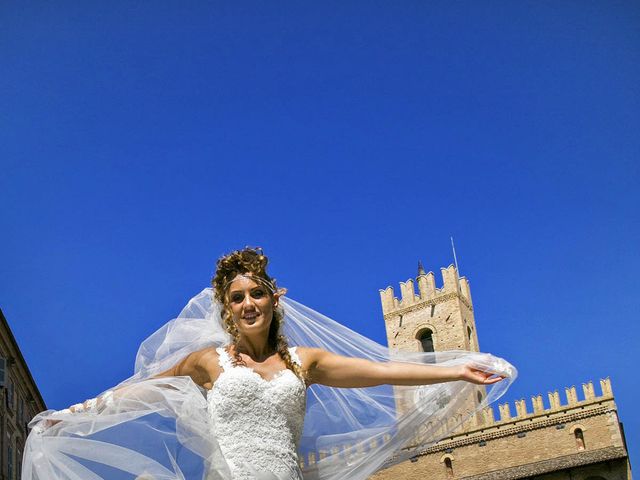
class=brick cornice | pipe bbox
[420,405,614,454]
[384,292,473,320]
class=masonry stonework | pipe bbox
[0,309,47,480]
[371,264,631,480]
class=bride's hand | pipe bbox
[456,364,506,385]
[32,414,67,435]
[33,393,109,435]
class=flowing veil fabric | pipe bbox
[23,288,517,480]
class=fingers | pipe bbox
[464,364,508,385]
[33,418,62,435]
[484,377,503,385]
[482,375,506,385]
[69,403,85,413]
[467,363,510,379]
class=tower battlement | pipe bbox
[379,264,472,316]
[480,378,613,427]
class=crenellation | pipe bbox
[399,279,416,306]
[448,416,459,431]
[583,381,595,401]
[417,271,437,300]
[379,287,395,314]
[468,379,616,431]
[515,399,527,418]
[459,276,472,304]
[532,394,544,414]
[499,402,512,421]
[565,386,578,405]
[473,410,484,426]
[380,264,472,317]
[483,406,495,424]
[441,265,460,293]
[600,377,613,397]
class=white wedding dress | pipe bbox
[207,347,306,480]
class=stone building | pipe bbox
[0,309,46,480]
[371,264,632,480]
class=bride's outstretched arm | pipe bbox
[62,347,217,415]
[298,347,506,388]
[32,348,220,435]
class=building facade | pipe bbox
[0,310,46,480]
[371,264,631,480]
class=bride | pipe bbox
[23,247,516,480]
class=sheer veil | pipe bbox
[23,288,517,480]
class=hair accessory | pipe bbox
[222,273,277,294]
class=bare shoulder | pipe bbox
[292,346,326,368]
[154,346,221,388]
[193,346,221,374]
[195,345,220,361]
[186,346,222,389]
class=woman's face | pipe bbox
[226,274,277,336]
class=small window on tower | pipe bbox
[419,329,434,353]
[575,428,586,450]
[444,457,453,477]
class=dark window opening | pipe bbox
[575,428,586,450]
[444,457,453,477]
[419,330,434,353]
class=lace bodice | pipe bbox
[207,347,307,480]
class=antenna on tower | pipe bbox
[450,236,460,275]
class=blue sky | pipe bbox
[1,1,638,467]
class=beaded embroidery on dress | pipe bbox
[207,347,306,480]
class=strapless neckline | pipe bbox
[209,365,298,390]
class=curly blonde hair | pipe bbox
[211,247,304,380]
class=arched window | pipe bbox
[467,326,473,347]
[477,391,483,404]
[575,428,586,450]
[419,329,434,353]
[444,457,453,477]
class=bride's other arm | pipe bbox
[297,347,505,388]
[66,348,219,413]
[35,349,221,434]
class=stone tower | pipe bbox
[379,263,484,425]
[379,263,479,354]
